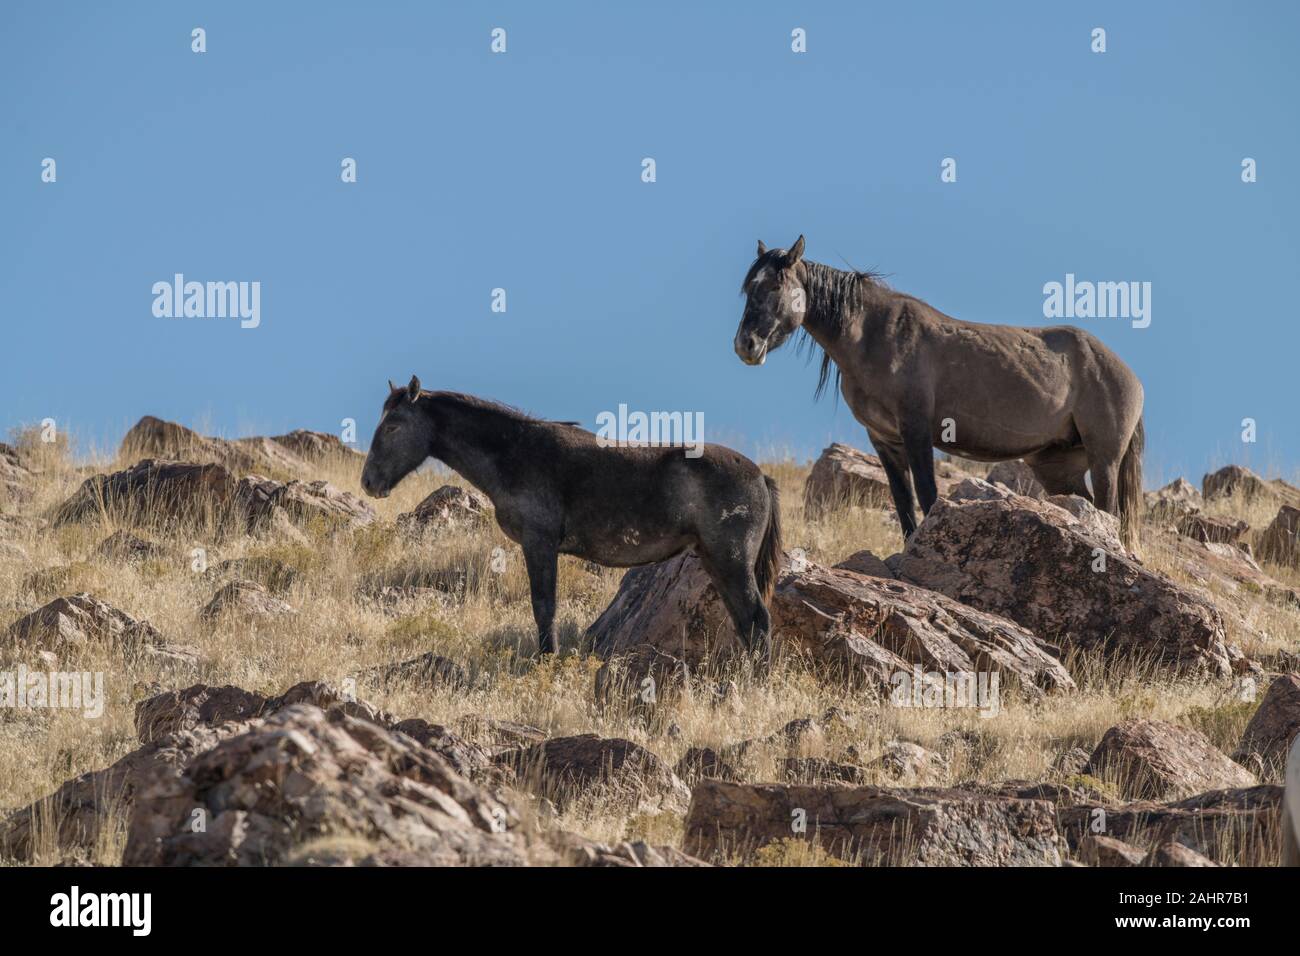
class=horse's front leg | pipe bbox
[522,540,559,655]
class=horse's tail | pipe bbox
[1119,416,1145,551]
[754,475,783,605]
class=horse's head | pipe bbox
[734,235,807,366]
[361,375,430,498]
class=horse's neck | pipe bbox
[425,397,523,502]
[802,263,889,360]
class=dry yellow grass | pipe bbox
[2,434,1298,865]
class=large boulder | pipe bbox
[891,483,1243,677]
[53,459,373,537]
[0,679,494,862]
[52,459,244,533]
[803,443,959,517]
[985,460,1045,498]
[683,780,1062,865]
[586,551,1074,697]
[1082,718,1256,800]
[122,704,525,866]
[1233,673,1300,772]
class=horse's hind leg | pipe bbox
[698,549,771,669]
[871,437,919,538]
[1088,456,1121,517]
[1027,447,1092,500]
[522,541,559,655]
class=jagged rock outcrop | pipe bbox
[683,780,1062,866]
[891,482,1245,677]
[587,549,1073,697]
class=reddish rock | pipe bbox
[1234,673,1300,771]
[1083,718,1256,801]
[122,704,524,867]
[587,551,1073,695]
[833,550,895,578]
[683,780,1062,866]
[804,443,960,517]
[892,485,1242,677]
[986,460,1045,498]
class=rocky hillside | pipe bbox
[1,422,1298,867]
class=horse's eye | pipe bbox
[383,424,398,434]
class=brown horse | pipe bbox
[734,237,1145,548]
[360,378,782,663]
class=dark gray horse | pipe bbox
[734,237,1145,548]
[360,377,782,662]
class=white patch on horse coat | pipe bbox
[720,504,750,521]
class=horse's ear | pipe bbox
[756,239,767,257]
[786,235,805,265]
[406,375,421,401]
[388,379,397,393]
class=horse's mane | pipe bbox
[743,253,888,402]
[406,390,579,428]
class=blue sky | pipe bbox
[2,1,1297,486]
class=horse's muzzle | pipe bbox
[360,471,390,499]
[734,332,768,366]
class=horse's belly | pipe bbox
[563,532,691,568]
